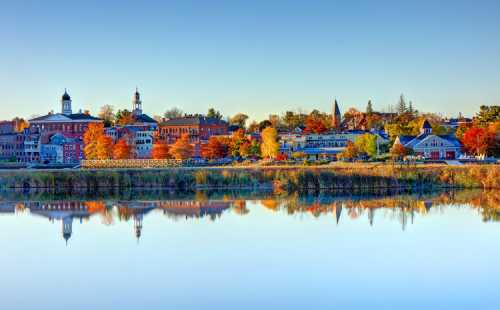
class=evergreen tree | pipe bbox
[366,100,374,115]
[397,94,407,114]
[408,101,414,114]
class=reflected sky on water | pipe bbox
[0,190,499,310]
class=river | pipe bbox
[0,189,499,309]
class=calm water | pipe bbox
[0,190,499,310]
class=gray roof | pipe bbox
[134,114,157,124]
[67,113,101,121]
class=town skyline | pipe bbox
[2,1,500,120]
[2,87,486,122]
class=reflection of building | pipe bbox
[158,200,231,220]
[0,203,16,214]
[116,203,156,241]
[27,201,95,244]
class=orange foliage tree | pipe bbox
[113,138,132,159]
[203,136,229,159]
[96,135,113,159]
[390,142,408,160]
[84,123,106,159]
[169,133,194,160]
[304,114,327,133]
[151,141,170,159]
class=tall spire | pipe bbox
[332,99,341,130]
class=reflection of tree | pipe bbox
[232,200,249,216]
[261,199,279,211]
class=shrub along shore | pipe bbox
[0,164,498,192]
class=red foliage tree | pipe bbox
[151,141,170,159]
[304,115,327,134]
[276,153,288,161]
[202,136,229,159]
[461,127,496,156]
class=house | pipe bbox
[395,120,462,160]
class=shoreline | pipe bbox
[0,163,498,191]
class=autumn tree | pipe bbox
[151,141,170,159]
[12,118,29,132]
[115,109,135,126]
[113,138,132,159]
[258,120,273,131]
[260,127,279,159]
[164,107,184,119]
[461,127,496,156]
[96,135,113,159]
[282,111,307,131]
[354,133,378,158]
[169,133,194,160]
[229,113,249,129]
[99,105,115,127]
[338,141,359,160]
[83,123,106,159]
[390,142,408,160]
[229,129,247,157]
[203,136,229,159]
[304,114,328,134]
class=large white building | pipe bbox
[394,120,462,160]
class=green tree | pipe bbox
[207,108,223,120]
[366,100,373,115]
[397,94,407,115]
[474,105,500,126]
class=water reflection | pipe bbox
[1,189,498,244]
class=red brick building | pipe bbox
[158,116,228,144]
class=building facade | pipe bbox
[395,120,462,160]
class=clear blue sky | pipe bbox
[1,0,499,121]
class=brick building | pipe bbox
[28,90,102,163]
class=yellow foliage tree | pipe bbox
[260,127,279,159]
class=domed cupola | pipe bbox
[62,90,71,101]
[61,88,72,115]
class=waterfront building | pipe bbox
[28,90,102,163]
[158,116,228,157]
[105,89,157,158]
[394,120,462,160]
[279,130,389,160]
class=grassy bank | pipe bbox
[0,164,498,192]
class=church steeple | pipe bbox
[132,87,142,116]
[61,89,72,115]
[332,99,341,130]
